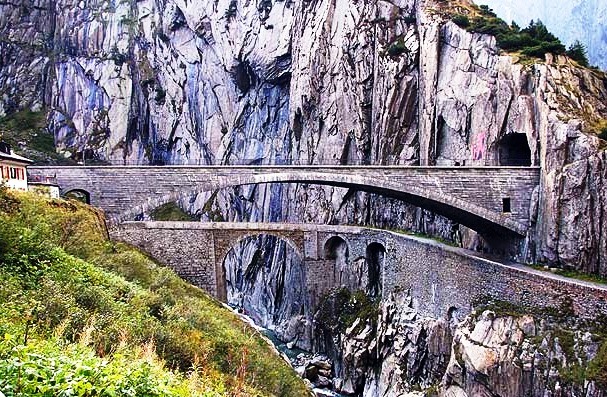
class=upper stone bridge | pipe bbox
[29,165,540,236]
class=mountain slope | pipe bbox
[0,188,309,396]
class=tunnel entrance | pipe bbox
[498,133,531,166]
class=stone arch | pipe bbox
[62,188,91,204]
[366,242,386,297]
[219,231,304,266]
[324,235,350,260]
[107,171,529,235]
[497,133,532,166]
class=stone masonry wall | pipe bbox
[111,225,219,296]
[111,222,607,321]
[30,165,540,234]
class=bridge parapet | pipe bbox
[111,222,607,321]
[29,166,541,235]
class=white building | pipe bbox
[28,175,60,198]
[0,141,32,191]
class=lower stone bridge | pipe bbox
[111,221,607,321]
[29,165,541,236]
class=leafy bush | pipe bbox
[387,37,408,57]
[452,14,470,28]
[0,190,309,396]
[150,201,196,221]
[0,338,204,397]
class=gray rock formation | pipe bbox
[223,234,311,349]
[2,0,606,274]
[312,290,606,397]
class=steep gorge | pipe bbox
[2,0,606,274]
[2,1,607,395]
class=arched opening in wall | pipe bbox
[222,234,309,349]
[324,236,349,260]
[497,133,532,166]
[63,189,90,204]
[365,242,385,297]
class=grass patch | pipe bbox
[0,187,309,396]
[150,202,196,221]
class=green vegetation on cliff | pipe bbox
[0,188,309,396]
[0,110,73,165]
[150,202,196,221]
[315,288,379,335]
[447,3,590,67]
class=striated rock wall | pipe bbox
[314,290,607,397]
[2,0,607,272]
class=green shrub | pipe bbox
[387,38,408,57]
[453,12,569,61]
[315,288,379,334]
[566,40,589,67]
[452,14,470,28]
[150,201,195,221]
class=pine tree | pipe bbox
[566,40,589,67]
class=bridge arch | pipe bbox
[110,171,528,236]
[323,235,350,260]
[62,188,91,204]
[366,242,386,297]
[218,231,304,266]
[220,233,308,344]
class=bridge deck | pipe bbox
[29,165,541,235]
[118,221,607,293]
[112,221,607,321]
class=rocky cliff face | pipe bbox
[311,290,607,396]
[2,0,607,274]
[3,1,607,395]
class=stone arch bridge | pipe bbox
[111,221,607,320]
[29,166,540,236]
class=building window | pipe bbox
[502,198,511,213]
[10,167,16,179]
